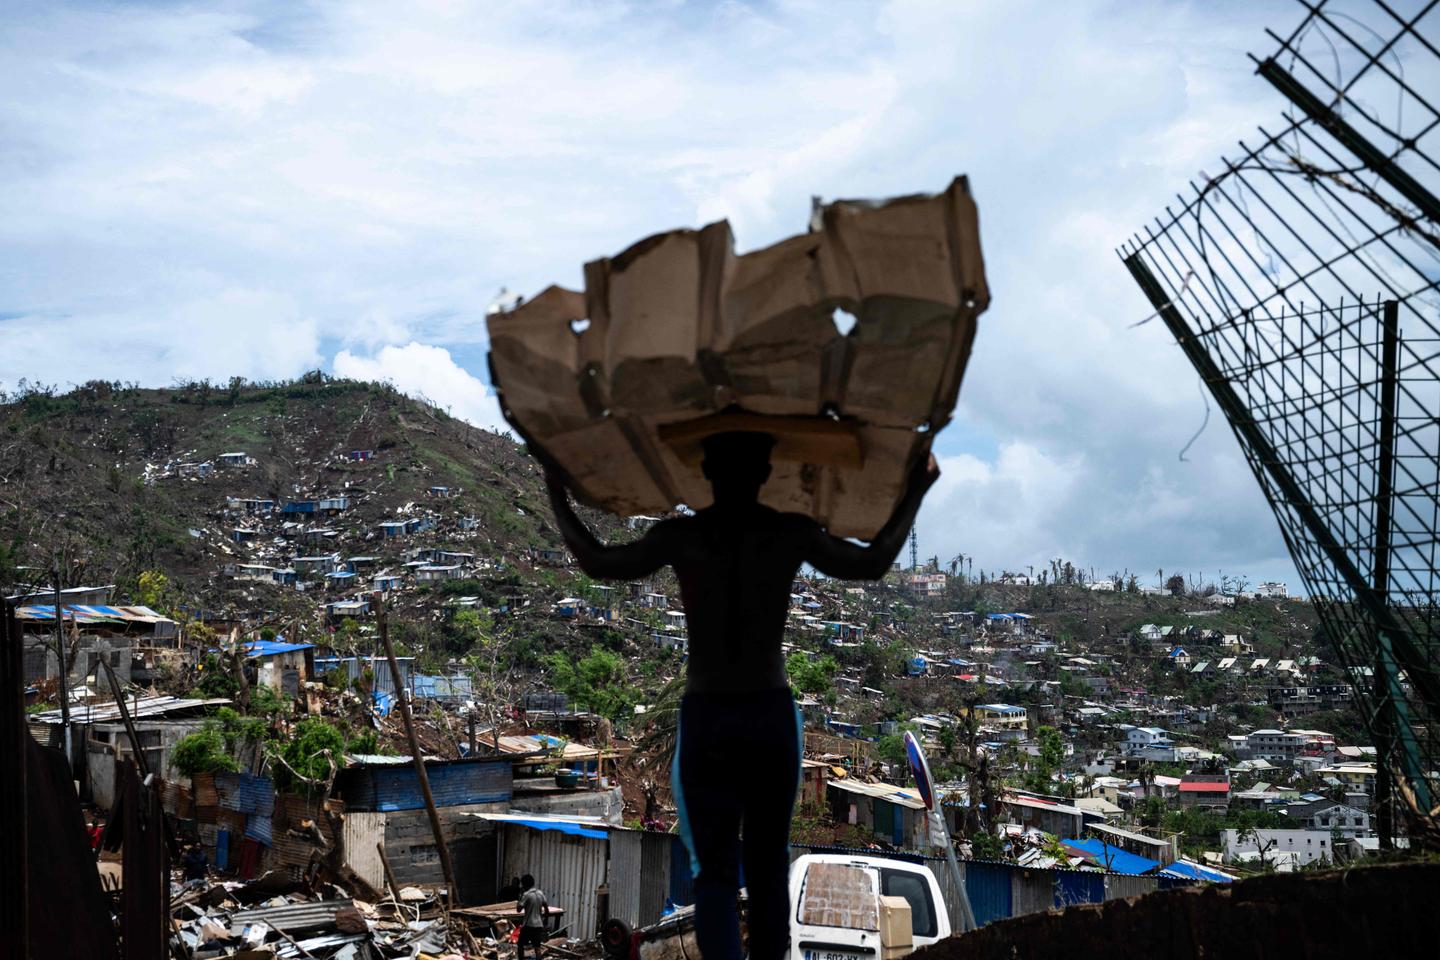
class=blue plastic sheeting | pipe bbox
[372,690,394,717]
[1061,838,1160,876]
[1054,871,1105,907]
[240,639,315,657]
[215,830,230,869]
[669,829,697,906]
[1159,861,1233,883]
[508,818,607,839]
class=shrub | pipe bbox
[173,726,240,778]
[272,718,346,793]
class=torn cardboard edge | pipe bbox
[487,175,987,538]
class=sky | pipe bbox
[0,0,1318,589]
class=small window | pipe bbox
[880,869,938,939]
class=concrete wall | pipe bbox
[85,720,204,807]
[382,801,507,902]
[511,783,626,825]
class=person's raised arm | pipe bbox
[542,460,674,580]
[804,453,940,580]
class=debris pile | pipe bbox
[171,874,451,958]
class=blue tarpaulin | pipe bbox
[239,639,315,657]
[1061,838,1161,875]
[1159,861,1234,883]
[507,818,606,839]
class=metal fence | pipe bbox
[1119,0,1440,843]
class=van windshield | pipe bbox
[797,863,879,930]
[879,868,937,938]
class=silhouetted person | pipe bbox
[544,431,938,960]
[181,844,208,882]
[516,873,549,960]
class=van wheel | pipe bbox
[601,919,633,957]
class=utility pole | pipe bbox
[52,576,73,775]
[374,594,460,910]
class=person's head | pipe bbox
[521,873,535,891]
[700,431,775,506]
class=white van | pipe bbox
[788,854,951,960]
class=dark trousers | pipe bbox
[673,687,801,960]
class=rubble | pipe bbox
[171,880,454,958]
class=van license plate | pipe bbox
[805,951,866,960]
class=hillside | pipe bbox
[0,375,599,605]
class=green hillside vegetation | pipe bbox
[0,374,607,601]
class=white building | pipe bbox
[1119,726,1176,761]
[1284,800,1371,838]
[906,573,947,596]
[1244,729,1307,762]
[1222,828,1337,867]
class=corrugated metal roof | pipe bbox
[28,696,230,724]
[1158,860,1235,883]
[492,734,600,761]
[1087,822,1172,848]
[15,603,175,625]
[229,898,355,934]
[486,816,605,838]
[1003,794,1085,817]
[827,779,926,810]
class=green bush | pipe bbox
[173,726,240,778]
[273,718,347,793]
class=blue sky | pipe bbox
[1,0,1323,588]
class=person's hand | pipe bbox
[543,462,567,496]
[528,442,567,492]
[911,452,940,492]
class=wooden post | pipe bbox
[52,579,74,776]
[99,658,150,780]
[229,626,251,713]
[374,593,460,910]
[378,841,402,901]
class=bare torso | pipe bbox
[664,505,812,694]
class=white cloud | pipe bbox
[332,341,507,433]
[0,0,1312,584]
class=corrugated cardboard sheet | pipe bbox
[489,177,988,538]
[798,862,880,930]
